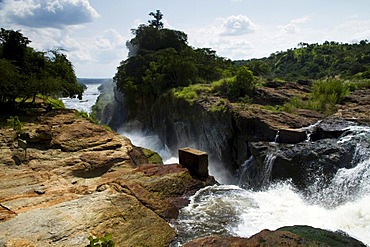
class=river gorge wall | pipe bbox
[96,81,370,189]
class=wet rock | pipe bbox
[278,225,366,247]
[245,120,366,190]
[309,119,352,141]
[276,128,307,144]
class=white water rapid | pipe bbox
[173,125,370,246]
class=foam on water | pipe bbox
[175,124,370,246]
[175,180,370,246]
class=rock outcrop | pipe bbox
[182,225,366,247]
[0,109,215,246]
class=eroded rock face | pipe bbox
[0,110,215,247]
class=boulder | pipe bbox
[244,119,368,192]
[0,110,215,246]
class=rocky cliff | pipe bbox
[97,81,370,189]
[0,109,215,246]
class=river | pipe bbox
[63,82,370,246]
[61,79,106,114]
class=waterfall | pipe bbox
[120,129,177,164]
[67,85,369,246]
[262,154,276,186]
[173,123,370,246]
[238,156,254,186]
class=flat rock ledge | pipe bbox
[0,109,215,247]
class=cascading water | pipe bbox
[68,85,369,245]
[172,123,370,246]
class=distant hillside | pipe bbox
[236,40,370,81]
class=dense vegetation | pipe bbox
[237,40,370,81]
[114,11,370,117]
[0,28,83,111]
[114,11,241,104]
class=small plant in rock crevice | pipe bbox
[86,234,115,247]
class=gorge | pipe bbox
[94,79,370,246]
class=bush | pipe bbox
[172,84,210,104]
[283,79,350,115]
[86,234,115,247]
[226,66,255,99]
[310,79,349,113]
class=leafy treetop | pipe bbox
[148,10,164,29]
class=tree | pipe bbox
[148,10,164,29]
[115,13,233,113]
[0,28,31,67]
[0,59,21,104]
[0,29,83,109]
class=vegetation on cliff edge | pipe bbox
[0,28,83,112]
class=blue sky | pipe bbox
[1,0,370,78]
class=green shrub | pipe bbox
[86,234,115,247]
[309,79,349,114]
[282,79,350,115]
[211,67,256,101]
[172,84,210,104]
[43,96,65,109]
[7,116,24,135]
[211,77,234,95]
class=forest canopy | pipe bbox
[236,40,370,81]
[115,11,370,109]
[0,28,83,109]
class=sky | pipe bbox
[1,0,370,78]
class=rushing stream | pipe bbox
[64,82,370,246]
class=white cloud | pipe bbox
[220,14,258,36]
[278,16,310,34]
[334,20,370,42]
[0,0,99,29]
